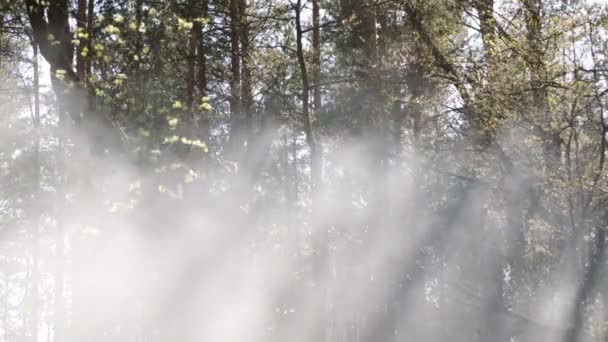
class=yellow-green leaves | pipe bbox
[77,27,89,39]
[55,69,67,80]
[172,101,183,109]
[200,103,212,112]
[114,73,127,86]
[163,135,180,144]
[162,135,208,152]
[177,18,193,31]
[127,22,146,33]
[94,43,104,57]
[113,14,125,24]
[180,137,208,151]
[167,117,179,129]
[104,24,120,35]
[199,96,213,111]
[194,16,211,25]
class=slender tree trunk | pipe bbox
[475,0,496,74]
[30,42,41,342]
[239,0,253,138]
[197,0,210,145]
[312,0,321,118]
[295,3,326,342]
[54,158,66,342]
[85,0,94,87]
[310,1,330,340]
[523,0,559,169]
[229,0,242,155]
[54,218,65,342]
[0,12,3,68]
[54,67,67,342]
[472,0,502,148]
[523,0,545,113]
[185,3,199,111]
[197,0,208,97]
[365,0,388,162]
[76,0,87,81]
[562,226,607,342]
[295,0,320,190]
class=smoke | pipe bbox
[0,71,605,342]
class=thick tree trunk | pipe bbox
[26,0,75,81]
[26,0,120,153]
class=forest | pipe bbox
[1,0,608,341]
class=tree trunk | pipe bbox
[54,100,66,342]
[76,0,87,81]
[312,0,321,119]
[86,0,94,86]
[310,1,329,340]
[295,2,325,342]
[0,11,3,68]
[30,41,41,342]
[239,0,253,138]
[295,0,320,190]
[229,0,242,155]
[26,0,120,153]
[185,1,199,111]
[197,0,210,144]
[523,0,560,169]
[197,0,209,97]
[475,0,497,74]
